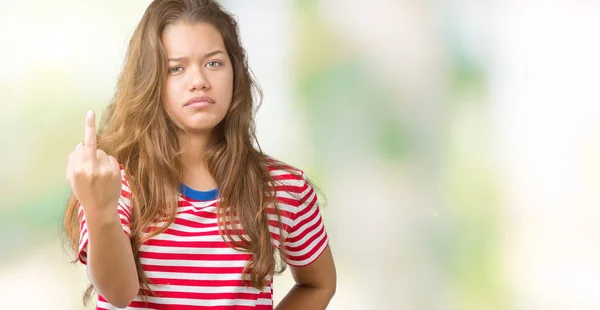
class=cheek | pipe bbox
[223,72,234,100]
[164,80,180,108]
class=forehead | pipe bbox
[161,22,226,56]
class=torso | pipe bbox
[82,159,329,310]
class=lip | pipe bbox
[184,95,215,107]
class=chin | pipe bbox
[184,126,217,134]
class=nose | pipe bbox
[188,65,210,91]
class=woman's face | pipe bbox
[162,21,234,134]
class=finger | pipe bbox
[107,155,120,171]
[83,110,97,163]
[96,149,108,163]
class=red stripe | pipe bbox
[264,208,294,219]
[144,239,235,248]
[121,189,131,199]
[293,193,318,218]
[140,290,271,301]
[288,207,320,243]
[98,294,272,309]
[285,221,325,252]
[172,217,241,228]
[176,209,218,219]
[297,186,315,205]
[172,217,219,228]
[272,173,302,181]
[178,201,218,209]
[267,220,291,233]
[274,185,305,194]
[140,251,252,261]
[160,228,221,237]
[148,278,248,287]
[142,264,244,274]
[118,203,132,219]
[285,235,328,263]
[276,197,302,207]
[78,239,89,265]
[121,302,272,310]
[267,163,300,173]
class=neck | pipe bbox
[178,131,213,169]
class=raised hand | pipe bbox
[66,110,122,216]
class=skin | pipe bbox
[66,110,139,308]
[66,20,336,309]
[162,21,232,190]
[275,247,337,310]
[163,22,337,308]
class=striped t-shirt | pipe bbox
[77,161,329,309]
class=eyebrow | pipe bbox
[168,50,226,62]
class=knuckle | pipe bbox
[72,166,83,176]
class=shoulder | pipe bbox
[265,156,307,186]
[264,156,316,209]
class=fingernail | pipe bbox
[87,110,94,120]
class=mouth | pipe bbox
[184,95,215,108]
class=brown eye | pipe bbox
[168,66,184,74]
[205,61,222,68]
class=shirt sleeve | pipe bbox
[77,167,133,265]
[282,171,329,267]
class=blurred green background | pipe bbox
[1,1,600,309]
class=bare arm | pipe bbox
[85,208,139,308]
[67,110,139,308]
[275,246,337,310]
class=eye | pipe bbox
[168,66,184,74]
[205,61,222,68]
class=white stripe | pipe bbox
[298,184,316,201]
[269,168,298,177]
[286,220,324,248]
[268,225,286,236]
[119,194,131,206]
[285,235,328,266]
[118,213,129,224]
[137,296,262,307]
[151,232,249,243]
[178,197,218,207]
[288,204,320,239]
[79,225,87,242]
[140,258,248,268]
[153,223,245,234]
[275,178,305,188]
[275,189,300,200]
[174,212,218,223]
[256,298,273,305]
[97,300,151,310]
[177,204,217,213]
[79,232,89,253]
[285,229,327,257]
[144,271,247,281]
[267,214,294,227]
[146,284,266,294]
[157,223,220,233]
[139,245,245,255]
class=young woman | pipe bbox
[63,0,336,309]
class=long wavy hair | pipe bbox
[63,0,294,304]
